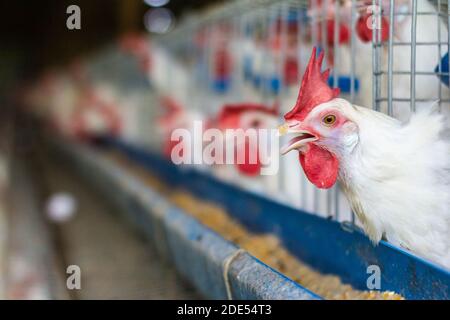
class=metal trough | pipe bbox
[52,139,319,300]
[52,138,450,300]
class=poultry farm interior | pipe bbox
[0,0,449,301]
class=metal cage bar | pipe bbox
[437,0,442,110]
[372,0,381,111]
[387,0,395,116]
[410,0,418,112]
[150,0,450,226]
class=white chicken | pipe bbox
[71,83,122,141]
[294,0,450,219]
[281,48,450,269]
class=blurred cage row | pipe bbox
[25,0,450,221]
[10,0,450,299]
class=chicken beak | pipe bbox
[279,121,317,155]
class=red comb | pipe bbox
[218,102,279,123]
[284,47,340,120]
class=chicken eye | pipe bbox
[250,119,261,128]
[322,114,336,126]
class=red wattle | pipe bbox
[217,103,278,177]
[235,141,261,176]
[356,14,389,43]
[300,144,339,189]
[236,162,261,176]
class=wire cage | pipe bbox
[27,0,450,230]
[25,0,450,299]
[372,0,450,118]
[146,0,450,228]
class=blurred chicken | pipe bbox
[211,102,279,193]
[26,66,87,139]
[71,84,122,142]
[156,96,203,162]
[157,96,186,158]
[281,48,450,268]
[150,44,191,106]
[119,33,152,75]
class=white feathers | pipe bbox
[335,99,450,269]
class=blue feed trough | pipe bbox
[52,137,450,300]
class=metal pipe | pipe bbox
[205,23,215,116]
[331,0,340,221]
[347,0,358,224]
[311,0,318,47]
[372,0,382,111]
[387,0,395,116]
[313,0,321,214]
[322,0,329,64]
[372,0,377,108]
[377,97,450,102]
[297,4,307,209]
[391,41,450,45]
[279,1,289,102]
[410,0,418,112]
[333,0,339,88]
[278,1,289,199]
[376,70,450,75]
[386,0,395,116]
[448,0,450,73]
[380,11,445,16]
[437,0,442,111]
[350,0,356,103]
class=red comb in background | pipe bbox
[119,33,152,72]
[317,20,350,46]
[157,96,185,159]
[356,13,389,43]
[218,102,279,124]
[215,102,279,177]
[157,96,183,128]
[235,141,261,176]
[161,96,183,113]
[284,47,340,121]
[72,90,122,141]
